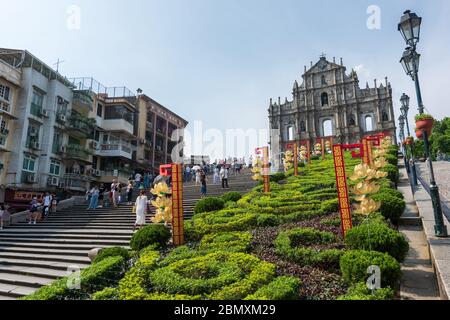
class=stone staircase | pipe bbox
[0,173,256,299]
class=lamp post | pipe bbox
[398,115,409,173]
[400,93,418,185]
[398,10,448,237]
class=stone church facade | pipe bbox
[268,56,397,169]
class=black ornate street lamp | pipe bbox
[400,93,418,185]
[398,10,448,237]
[398,115,409,173]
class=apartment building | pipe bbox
[0,57,21,202]
[0,50,188,208]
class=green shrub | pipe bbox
[270,173,286,183]
[199,231,252,253]
[117,248,160,300]
[321,217,342,227]
[194,197,225,214]
[340,250,401,288]
[93,247,130,264]
[371,192,406,225]
[92,288,119,300]
[275,228,342,269]
[337,282,394,300]
[256,214,279,227]
[384,154,399,166]
[378,187,404,200]
[23,256,125,300]
[149,252,276,300]
[130,225,171,251]
[244,276,301,300]
[345,220,409,262]
[221,191,242,203]
[387,145,399,156]
[320,199,339,214]
[224,201,238,209]
[380,164,400,184]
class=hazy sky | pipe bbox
[2,0,449,159]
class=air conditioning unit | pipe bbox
[95,170,101,177]
[27,174,37,183]
[59,146,66,153]
[33,142,40,149]
[42,109,49,118]
[59,181,65,188]
[58,97,65,104]
[49,176,59,186]
[91,141,99,150]
[59,114,67,122]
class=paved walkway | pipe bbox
[398,162,440,300]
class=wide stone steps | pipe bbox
[0,173,257,299]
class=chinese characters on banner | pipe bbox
[362,138,370,165]
[171,163,185,246]
[262,147,270,193]
[287,143,299,176]
[332,145,353,237]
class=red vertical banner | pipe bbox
[332,145,353,237]
[293,143,299,176]
[262,147,270,193]
[321,139,325,160]
[171,163,184,246]
[362,138,369,165]
[307,140,311,164]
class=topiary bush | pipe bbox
[199,231,252,253]
[345,220,409,262]
[337,282,394,300]
[270,173,286,183]
[275,228,342,270]
[384,154,399,166]
[320,199,339,214]
[93,247,130,264]
[256,214,280,227]
[92,288,119,300]
[221,192,242,203]
[371,192,406,225]
[244,276,301,300]
[23,256,126,300]
[194,197,225,214]
[149,252,276,300]
[380,164,400,184]
[340,250,401,289]
[130,224,171,251]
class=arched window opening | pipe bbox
[300,121,306,132]
[323,120,333,137]
[365,116,374,132]
[321,92,329,106]
[382,111,389,122]
[287,126,294,141]
[321,75,327,85]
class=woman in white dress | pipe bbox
[134,190,149,231]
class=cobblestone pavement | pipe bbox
[416,161,450,222]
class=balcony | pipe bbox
[30,103,43,118]
[63,174,91,192]
[101,117,134,135]
[72,90,94,113]
[64,144,92,163]
[0,100,17,119]
[96,143,133,159]
[67,115,95,139]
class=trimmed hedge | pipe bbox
[199,231,252,253]
[337,282,394,300]
[380,164,400,184]
[320,199,339,214]
[244,276,301,300]
[221,192,242,203]
[345,220,409,262]
[194,197,225,214]
[149,252,276,300]
[384,154,399,166]
[270,173,287,183]
[340,250,401,289]
[130,225,171,251]
[275,228,342,269]
[23,256,125,300]
[93,247,130,264]
[92,287,119,300]
[371,192,406,225]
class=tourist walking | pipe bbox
[135,172,142,189]
[195,169,201,186]
[213,166,220,184]
[0,205,5,230]
[88,186,99,210]
[220,166,229,189]
[42,192,52,220]
[144,173,151,190]
[51,193,58,213]
[134,189,149,231]
[28,197,40,224]
[98,184,105,208]
[85,187,92,205]
[200,170,207,198]
[127,180,134,205]
[111,179,119,207]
